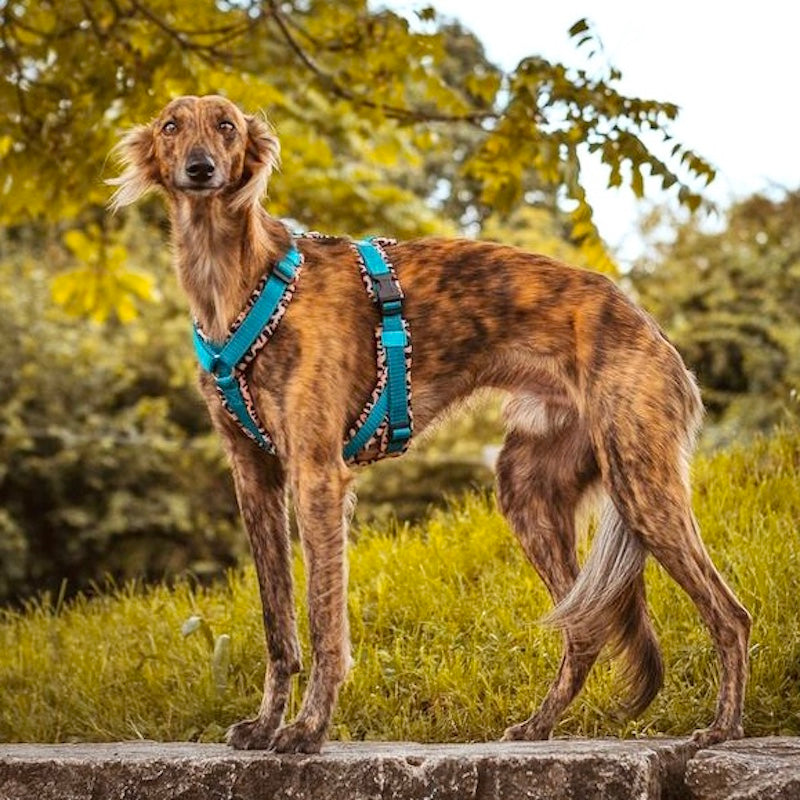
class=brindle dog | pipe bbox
[109,95,750,754]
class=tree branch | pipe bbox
[265,0,495,126]
[128,0,248,64]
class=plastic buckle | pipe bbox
[372,273,402,313]
[273,259,295,284]
[273,246,301,283]
[388,423,411,444]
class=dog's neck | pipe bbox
[169,196,290,341]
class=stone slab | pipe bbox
[0,739,692,800]
[685,737,800,800]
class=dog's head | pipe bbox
[108,95,280,212]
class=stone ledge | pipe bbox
[3,738,798,800]
[685,738,800,800]
[0,739,692,800]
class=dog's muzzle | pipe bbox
[184,149,216,185]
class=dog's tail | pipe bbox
[544,498,663,717]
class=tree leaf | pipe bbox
[568,18,590,37]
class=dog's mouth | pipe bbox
[173,180,227,195]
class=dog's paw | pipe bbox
[226,717,275,750]
[691,723,744,749]
[501,718,552,742]
[269,721,325,754]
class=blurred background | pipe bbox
[1,0,797,606]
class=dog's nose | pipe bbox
[185,150,216,183]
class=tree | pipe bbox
[0,1,716,319]
[630,190,800,444]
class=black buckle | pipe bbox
[372,273,402,312]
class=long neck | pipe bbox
[170,196,290,341]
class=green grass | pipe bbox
[1,429,800,743]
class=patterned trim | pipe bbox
[371,237,413,462]
[211,376,276,452]
[343,325,389,463]
[353,237,399,302]
[195,249,304,452]
[198,236,412,465]
[299,230,341,241]
[227,272,270,336]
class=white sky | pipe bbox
[390,1,800,259]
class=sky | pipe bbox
[390,1,800,259]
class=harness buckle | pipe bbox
[273,245,301,284]
[372,273,403,313]
[387,423,412,448]
[273,259,294,284]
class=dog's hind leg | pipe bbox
[211,427,302,751]
[496,397,665,740]
[593,414,751,746]
[496,401,606,740]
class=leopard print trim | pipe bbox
[299,230,341,240]
[195,251,304,363]
[212,375,276,452]
[353,237,399,302]
[196,249,304,451]
[370,237,413,463]
[343,325,389,463]
[199,237,412,464]
[237,260,304,371]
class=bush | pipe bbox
[0,227,245,604]
[0,224,502,604]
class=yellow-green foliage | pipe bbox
[1,430,799,743]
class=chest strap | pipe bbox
[192,243,302,452]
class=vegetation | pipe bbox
[1,0,715,321]
[0,214,508,602]
[0,222,245,603]
[0,4,798,748]
[630,190,800,445]
[1,428,799,743]
[2,0,620,604]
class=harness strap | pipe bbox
[192,242,302,452]
[192,236,412,462]
[343,239,411,458]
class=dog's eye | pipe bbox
[218,120,235,134]
[162,120,178,135]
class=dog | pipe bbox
[109,94,751,754]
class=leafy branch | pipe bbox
[0,1,721,317]
[264,0,494,125]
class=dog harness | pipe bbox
[192,235,412,465]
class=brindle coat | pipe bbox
[109,95,751,754]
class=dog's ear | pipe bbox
[107,124,159,211]
[231,113,280,211]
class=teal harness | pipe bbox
[192,236,412,464]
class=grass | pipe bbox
[1,428,800,743]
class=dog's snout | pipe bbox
[185,149,216,183]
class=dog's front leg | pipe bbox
[269,455,353,754]
[215,431,302,751]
